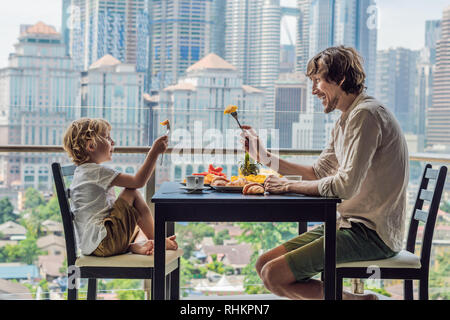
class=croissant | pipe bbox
[211,176,230,187]
[226,177,247,187]
[242,183,265,195]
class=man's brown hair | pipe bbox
[306,45,366,95]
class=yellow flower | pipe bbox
[224,105,238,114]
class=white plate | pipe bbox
[180,186,210,193]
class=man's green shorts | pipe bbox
[283,222,397,282]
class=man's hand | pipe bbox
[240,125,268,164]
[264,175,292,194]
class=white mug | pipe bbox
[186,175,205,189]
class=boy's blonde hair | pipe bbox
[63,118,112,165]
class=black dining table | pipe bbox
[151,182,341,300]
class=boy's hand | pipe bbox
[151,135,169,155]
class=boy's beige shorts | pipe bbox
[91,198,140,257]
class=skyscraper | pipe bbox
[376,48,418,133]
[148,0,214,91]
[225,0,281,129]
[275,73,307,148]
[415,20,442,151]
[67,0,149,72]
[296,0,311,74]
[428,6,450,150]
[0,22,80,189]
[425,20,442,64]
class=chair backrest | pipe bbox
[51,162,78,267]
[405,164,447,270]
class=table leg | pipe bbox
[298,221,307,235]
[154,213,166,300]
[324,206,337,300]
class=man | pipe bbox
[241,46,409,300]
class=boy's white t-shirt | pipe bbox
[70,163,120,255]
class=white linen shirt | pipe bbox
[70,163,120,255]
[313,93,409,252]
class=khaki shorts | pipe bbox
[283,222,396,282]
[91,198,140,257]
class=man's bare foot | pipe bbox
[129,240,154,255]
[166,235,178,250]
[343,290,379,300]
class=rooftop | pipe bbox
[186,53,237,73]
[89,54,121,70]
[23,21,58,35]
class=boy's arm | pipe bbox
[111,135,167,189]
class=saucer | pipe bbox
[180,186,210,193]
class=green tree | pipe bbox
[236,222,298,294]
[180,257,207,297]
[2,231,43,264]
[213,229,230,245]
[103,279,145,300]
[429,251,450,300]
[440,200,450,214]
[24,187,45,210]
[0,197,16,224]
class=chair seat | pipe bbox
[75,249,184,268]
[336,250,421,269]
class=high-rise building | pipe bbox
[376,48,418,133]
[148,0,214,91]
[225,0,281,129]
[415,20,442,151]
[67,0,149,72]
[296,0,311,74]
[275,73,307,148]
[211,0,226,59]
[0,22,80,189]
[425,20,442,64]
[428,6,450,150]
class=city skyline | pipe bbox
[0,0,448,69]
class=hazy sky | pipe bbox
[0,0,449,68]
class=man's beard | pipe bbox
[324,96,339,114]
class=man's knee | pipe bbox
[260,261,281,292]
[255,253,270,276]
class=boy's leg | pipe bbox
[118,188,178,250]
[118,188,154,239]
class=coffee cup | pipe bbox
[284,175,303,181]
[186,175,205,189]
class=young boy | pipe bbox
[63,118,178,257]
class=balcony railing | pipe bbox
[1,145,449,203]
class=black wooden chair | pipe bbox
[52,162,183,300]
[336,164,447,300]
